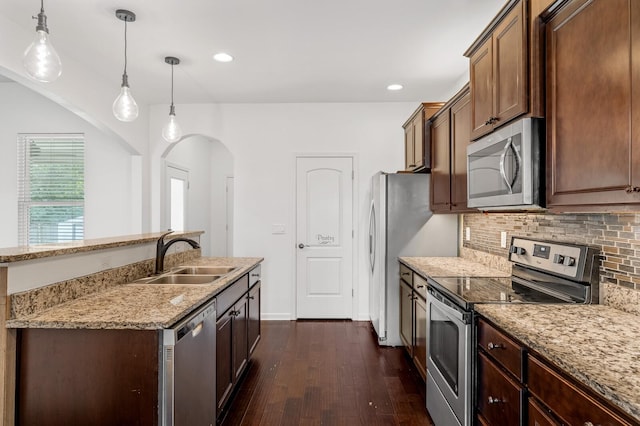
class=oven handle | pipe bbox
[428,288,471,324]
[511,276,576,303]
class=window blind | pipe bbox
[17,134,85,246]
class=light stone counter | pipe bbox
[6,256,262,330]
[399,256,511,279]
[475,304,640,422]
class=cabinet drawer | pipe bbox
[249,264,261,287]
[477,318,524,381]
[216,275,249,318]
[399,264,413,285]
[413,274,427,300]
[528,355,634,426]
[477,351,525,426]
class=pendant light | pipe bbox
[112,9,139,122]
[162,56,182,143]
[23,0,62,82]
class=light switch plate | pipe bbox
[465,227,471,241]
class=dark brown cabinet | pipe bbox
[216,312,234,415]
[398,263,428,381]
[430,85,475,213]
[476,318,526,426]
[544,0,640,210]
[467,0,527,140]
[477,317,638,426]
[403,103,444,172]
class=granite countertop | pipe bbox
[6,256,263,330]
[0,231,204,263]
[476,304,640,422]
[399,256,511,279]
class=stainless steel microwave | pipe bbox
[467,117,544,210]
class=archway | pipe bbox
[162,135,234,256]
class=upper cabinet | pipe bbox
[430,85,476,214]
[465,0,550,140]
[403,103,444,172]
[544,0,640,210]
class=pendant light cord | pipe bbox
[170,63,175,107]
[40,0,44,13]
[123,20,128,75]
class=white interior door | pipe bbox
[165,165,189,231]
[296,156,354,319]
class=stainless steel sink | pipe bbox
[142,274,222,285]
[171,266,237,275]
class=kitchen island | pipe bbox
[1,232,263,426]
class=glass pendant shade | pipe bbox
[112,76,139,122]
[162,108,182,143]
[23,3,61,83]
[113,10,138,122]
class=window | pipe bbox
[17,134,85,245]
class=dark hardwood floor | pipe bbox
[220,320,434,426]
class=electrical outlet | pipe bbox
[465,227,471,241]
[500,231,507,248]
[272,224,286,234]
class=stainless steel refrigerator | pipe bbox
[368,171,458,346]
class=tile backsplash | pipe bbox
[462,212,640,292]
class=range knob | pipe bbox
[563,256,576,266]
[553,254,565,264]
[510,245,526,255]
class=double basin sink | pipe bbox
[135,266,237,285]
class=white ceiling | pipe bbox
[0,0,505,105]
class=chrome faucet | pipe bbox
[155,230,200,274]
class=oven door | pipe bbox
[426,288,472,426]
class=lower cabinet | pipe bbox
[399,263,428,381]
[476,317,637,426]
[216,265,262,417]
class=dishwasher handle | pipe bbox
[175,300,216,342]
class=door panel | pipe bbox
[296,156,353,319]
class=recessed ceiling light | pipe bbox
[387,84,403,91]
[213,52,234,63]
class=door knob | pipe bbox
[298,243,308,249]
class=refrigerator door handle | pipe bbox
[368,200,376,273]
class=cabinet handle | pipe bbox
[416,284,425,289]
[251,273,260,277]
[487,396,502,404]
[401,272,410,276]
[407,294,414,298]
[485,118,492,126]
[635,187,640,193]
[409,164,416,167]
[626,186,634,194]
[248,295,255,300]
[487,342,504,350]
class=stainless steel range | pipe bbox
[425,237,601,426]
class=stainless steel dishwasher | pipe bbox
[162,299,217,426]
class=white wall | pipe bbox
[219,102,418,320]
[164,135,233,256]
[0,82,137,247]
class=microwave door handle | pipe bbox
[510,139,522,189]
[499,137,513,194]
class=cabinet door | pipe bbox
[430,112,452,211]
[248,282,261,356]
[493,1,527,126]
[477,351,524,426]
[399,280,413,355]
[216,313,234,414]
[405,124,415,170]
[233,297,249,382]
[413,295,427,381]
[528,398,560,426]
[450,91,472,212]
[546,0,637,207]
[470,36,493,140]
[413,115,424,168]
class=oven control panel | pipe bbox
[508,237,583,278]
